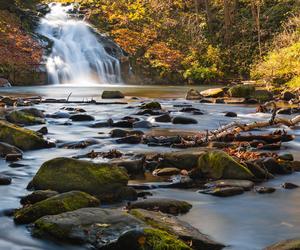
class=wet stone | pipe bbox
[281,182,299,189]
[0,174,12,185]
[199,187,244,197]
[255,186,276,194]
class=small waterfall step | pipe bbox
[37,3,122,85]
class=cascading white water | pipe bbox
[37,3,122,85]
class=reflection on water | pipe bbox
[0,86,299,250]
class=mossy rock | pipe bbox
[6,110,45,125]
[102,90,125,99]
[130,209,225,250]
[0,120,53,151]
[28,157,129,201]
[251,89,273,102]
[264,238,300,250]
[141,102,162,110]
[228,85,255,98]
[200,88,225,98]
[198,150,254,180]
[14,191,100,224]
[115,228,192,250]
[20,190,59,205]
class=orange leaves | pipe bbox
[145,42,183,71]
[0,10,42,71]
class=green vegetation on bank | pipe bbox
[0,0,299,85]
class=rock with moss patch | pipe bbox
[28,157,129,201]
[228,85,255,98]
[200,88,225,98]
[264,238,300,250]
[130,209,225,250]
[130,198,192,215]
[0,121,53,150]
[114,228,192,250]
[33,207,145,247]
[252,90,273,102]
[141,102,162,110]
[198,150,254,180]
[6,110,45,125]
[14,191,100,224]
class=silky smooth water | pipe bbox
[37,3,122,85]
[0,86,299,250]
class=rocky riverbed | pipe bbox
[0,85,300,250]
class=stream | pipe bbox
[0,85,300,250]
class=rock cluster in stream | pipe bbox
[0,87,300,249]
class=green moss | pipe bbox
[228,85,255,98]
[0,120,50,150]
[6,110,45,125]
[14,191,100,224]
[30,157,129,201]
[198,150,254,180]
[143,228,191,250]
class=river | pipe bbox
[0,85,299,250]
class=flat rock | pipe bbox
[129,198,192,215]
[59,139,99,149]
[153,167,181,176]
[116,135,142,144]
[33,207,145,247]
[204,179,254,191]
[200,88,224,98]
[133,120,153,128]
[199,187,244,197]
[264,238,300,250]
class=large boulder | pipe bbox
[228,85,255,98]
[200,88,225,98]
[6,110,45,125]
[197,150,254,180]
[264,238,300,250]
[14,191,100,224]
[33,207,146,247]
[130,209,225,250]
[129,198,192,215]
[0,121,53,150]
[28,157,129,201]
[102,90,125,99]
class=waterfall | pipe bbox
[37,3,122,85]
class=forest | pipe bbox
[0,0,299,86]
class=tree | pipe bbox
[251,0,263,57]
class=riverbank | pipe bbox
[0,85,300,250]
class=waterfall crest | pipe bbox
[37,3,122,85]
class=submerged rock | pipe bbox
[6,110,45,125]
[199,187,244,197]
[172,116,198,124]
[129,198,192,215]
[130,209,225,250]
[116,135,142,144]
[69,114,95,121]
[0,121,53,150]
[133,120,153,128]
[204,179,254,191]
[0,174,12,185]
[59,139,99,149]
[102,90,124,99]
[28,157,129,201]
[33,207,145,247]
[20,190,59,205]
[264,238,300,250]
[14,191,99,224]
[197,150,254,180]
